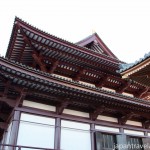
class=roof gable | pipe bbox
[76,33,118,59]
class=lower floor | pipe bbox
[1,105,150,150]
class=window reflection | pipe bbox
[17,113,55,150]
[61,120,91,150]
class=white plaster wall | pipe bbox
[23,100,56,112]
[97,115,118,123]
[126,120,142,127]
[95,125,120,133]
[124,129,144,136]
[63,109,89,118]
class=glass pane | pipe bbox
[127,137,143,150]
[61,120,90,130]
[17,113,55,150]
[20,113,55,125]
[17,121,54,149]
[101,133,116,150]
[61,128,91,150]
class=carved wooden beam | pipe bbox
[56,99,70,115]
[116,81,131,94]
[90,105,106,121]
[119,112,135,125]
[49,60,59,74]
[0,122,8,130]
[134,87,149,98]
[73,68,86,81]
[95,75,109,88]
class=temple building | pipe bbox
[0,17,150,150]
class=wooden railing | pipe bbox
[0,144,59,150]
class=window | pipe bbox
[127,137,143,150]
[17,113,55,149]
[95,132,117,150]
[61,120,91,150]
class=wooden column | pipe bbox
[9,111,21,146]
[90,123,95,150]
[116,134,128,150]
[54,117,61,150]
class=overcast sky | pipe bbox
[1,0,150,63]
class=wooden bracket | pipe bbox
[32,52,47,72]
[90,105,106,121]
[116,81,131,93]
[95,75,109,88]
[135,87,149,98]
[49,60,59,74]
[17,88,28,107]
[73,68,86,81]
[56,99,70,115]
[119,112,135,125]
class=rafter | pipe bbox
[90,105,106,121]
[18,42,26,62]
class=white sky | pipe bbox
[1,0,150,63]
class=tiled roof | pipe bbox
[1,57,150,109]
[119,51,150,72]
[6,17,120,63]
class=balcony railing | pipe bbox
[0,144,59,150]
